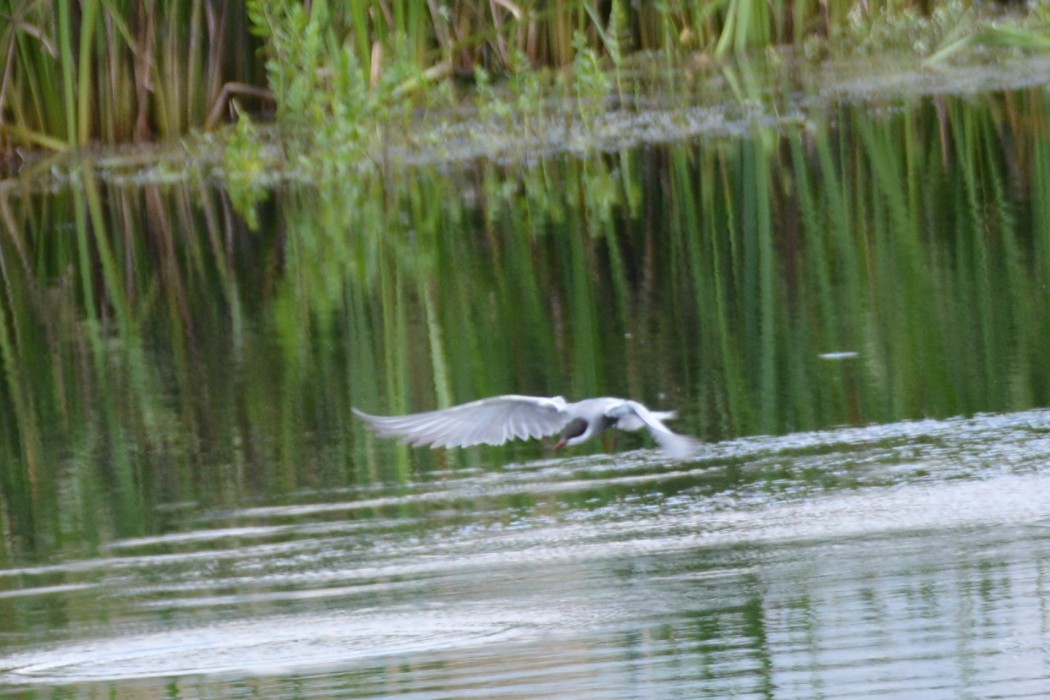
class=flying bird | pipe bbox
[353,395,702,460]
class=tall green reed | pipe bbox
[8,0,1044,156]
[2,1,263,149]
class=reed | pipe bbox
[1,1,265,150]
[5,0,1046,158]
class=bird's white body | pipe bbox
[353,395,702,460]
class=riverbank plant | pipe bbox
[1,0,1049,170]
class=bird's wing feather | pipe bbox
[619,401,703,460]
[353,395,570,448]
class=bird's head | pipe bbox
[554,417,589,450]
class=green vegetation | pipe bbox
[2,0,1049,162]
[1,0,265,150]
[223,111,270,230]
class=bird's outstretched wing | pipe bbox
[617,401,703,460]
[353,395,570,448]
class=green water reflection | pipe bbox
[1,86,1050,569]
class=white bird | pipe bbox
[353,395,702,460]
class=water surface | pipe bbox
[3,65,1050,699]
[3,410,1050,697]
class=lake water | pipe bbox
[3,410,1050,697]
[3,62,1050,697]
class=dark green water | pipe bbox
[2,81,1050,697]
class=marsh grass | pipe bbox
[1,1,265,151]
[3,0,1048,159]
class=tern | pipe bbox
[353,395,702,460]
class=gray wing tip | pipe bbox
[353,407,409,439]
[353,407,388,425]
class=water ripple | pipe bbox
[2,409,1050,696]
